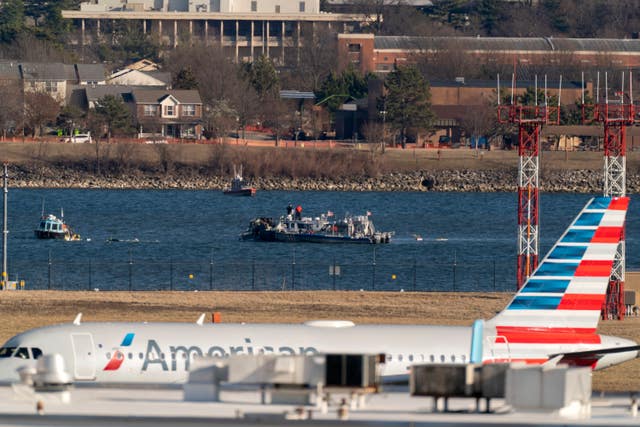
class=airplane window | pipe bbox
[429,355,434,363]
[420,355,425,362]
[0,347,16,358]
[461,355,466,363]
[14,348,29,359]
[128,353,133,360]
[31,348,43,359]
[440,355,445,363]
[451,355,455,362]
[398,354,403,362]
[98,344,103,349]
[408,355,414,362]
[106,352,111,359]
[139,353,143,359]
[387,354,392,362]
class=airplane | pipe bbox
[0,195,637,385]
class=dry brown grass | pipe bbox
[1,142,632,178]
[0,290,638,392]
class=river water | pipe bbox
[5,190,639,292]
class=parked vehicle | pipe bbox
[64,133,92,143]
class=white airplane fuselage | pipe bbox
[0,321,636,384]
[0,322,474,384]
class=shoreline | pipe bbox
[1,142,632,192]
[6,165,629,193]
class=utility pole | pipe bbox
[2,164,8,290]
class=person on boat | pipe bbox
[287,203,293,215]
[295,205,302,220]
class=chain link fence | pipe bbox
[11,256,515,292]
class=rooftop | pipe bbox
[374,36,640,52]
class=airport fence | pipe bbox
[10,256,516,292]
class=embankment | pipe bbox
[1,142,637,192]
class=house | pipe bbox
[0,61,21,87]
[107,68,171,88]
[126,59,160,72]
[131,89,203,138]
[75,64,107,85]
[20,62,75,103]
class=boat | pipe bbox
[241,211,392,244]
[222,165,256,196]
[34,208,81,241]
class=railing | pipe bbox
[9,257,514,292]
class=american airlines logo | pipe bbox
[103,332,135,371]
[104,335,318,372]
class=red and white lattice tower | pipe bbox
[588,72,633,319]
[498,76,560,289]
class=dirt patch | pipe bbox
[0,290,637,392]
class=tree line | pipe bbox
[0,0,633,145]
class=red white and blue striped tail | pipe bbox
[489,196,629,333]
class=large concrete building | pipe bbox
[62,0,368,64]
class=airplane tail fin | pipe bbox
[488,196,629,332]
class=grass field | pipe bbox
[0,290,637,392]
[0,141,625,175]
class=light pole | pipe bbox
[2,164,7,290]
[381,108,387,153]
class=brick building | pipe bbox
[338,34,640,75]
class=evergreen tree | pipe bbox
[0,0,25,43]
[246,55,279,100]
[476,0,501,36]
[93,95,133,141]
[383,64,434,148]
[173,66,199,90]
[316,66,371,113]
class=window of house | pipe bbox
[348,43,361,53]
[144,105,158,116]
[45,81,57,94]
[299,1,305,12]
[251,1,257,11]
[164,105,176,117]
[275,5,280,12]
[182,104,196,116]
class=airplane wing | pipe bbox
[547,345,640,367]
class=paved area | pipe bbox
[0,385,639,426]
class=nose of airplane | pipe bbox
[0,359,34,384]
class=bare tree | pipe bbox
[0,82,22,140]
[292,26,338,91]
[165,43,244,105]
[0,33,67,62]
[24,91,60,137]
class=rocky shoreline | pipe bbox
[6,165,630,193]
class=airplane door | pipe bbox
[71,333,96,380]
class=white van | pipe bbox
[65,132,92,143]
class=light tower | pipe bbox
[498,75,560,289]
[586,72,632,319]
